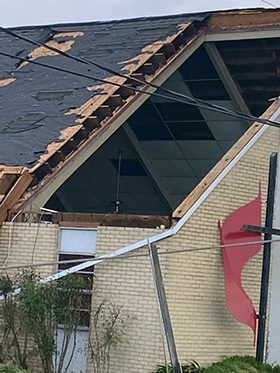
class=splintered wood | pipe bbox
[0,166,24,178]
[0,169,33,226]
[116,23,190,74]
[0,174,17,195]
[32,124,82,169]
[79,23,192,120]
[70,75,128,119]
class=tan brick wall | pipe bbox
[0,222,59,276]
[0,222,59,372]
[87,227,166,373]
[88,125,280,372]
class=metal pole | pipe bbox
[150,244,181,373]
[256,152,278,363]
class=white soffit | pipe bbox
[206,29,280,42]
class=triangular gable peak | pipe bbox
[0,8,280,224]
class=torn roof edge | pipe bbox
[7,11,211,31]
[6,7,280,32]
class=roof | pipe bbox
[0,12,209,166]
[0,7,280,224]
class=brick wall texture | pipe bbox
[0,125,279,373]
[0,222,59,372]
[0,222,58,277]
[88,125,280,372]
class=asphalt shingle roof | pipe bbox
[0,12,208,166]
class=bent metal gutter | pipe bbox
[1,106,280,300]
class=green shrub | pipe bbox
[204,356,280,373]
[0,364,29,373]
[152,360,203,373]
[152,356,280,373]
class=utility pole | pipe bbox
[150,244,182,373]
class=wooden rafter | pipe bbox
[0,174,17,195]
[0,170,33,225]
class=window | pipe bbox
[54,227,97,373]
[59,227,97,254]
[58,227,97,326]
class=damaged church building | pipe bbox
[1,7,280,372]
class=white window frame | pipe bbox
[58,226,97,275]
[57,226,97,328]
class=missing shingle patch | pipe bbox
[18,31,84,69]
[0,77,16,87]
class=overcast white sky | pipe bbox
[0,0,278,27]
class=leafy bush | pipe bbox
[90,300,131,373]
[204,356,280,373]
[0,271,90,373]
[152,360,203,373]
[0,364,29,373]
[152,356,280,373]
